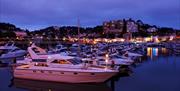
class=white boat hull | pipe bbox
[0,51,26,59]
[14,69,117,83]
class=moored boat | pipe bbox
[13,44,118,83]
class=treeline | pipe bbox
[0,21,179,39]
[0,23,30,38]
[31,26,103,38]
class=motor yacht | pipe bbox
[95,55,132,66]
[0,42,26,59]
[48,44,69,55]
[13,44,118,83]
[0,42,16,50]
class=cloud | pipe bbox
[0,0,179,30]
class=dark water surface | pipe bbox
[0,47,180,91]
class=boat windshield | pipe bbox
[51,60,70,64]
[51,58,82,65]
[10,48,20,52]
[32,59,47,62]
[56,45,62,49]
[6,42,13,46]
[68,58,82,65]
[59,49,67,52]
[32,48,40,53]
[98,58,105,61]
[110,55,123,59]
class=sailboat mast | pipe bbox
[77,18,81,56]
[78,18,80,41]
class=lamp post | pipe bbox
[105,54,109,70]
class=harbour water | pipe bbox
[0,47,180,91]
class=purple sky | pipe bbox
[0,0,180,30]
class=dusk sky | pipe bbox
[0,0,180,31]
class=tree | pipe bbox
[1,31,16,38]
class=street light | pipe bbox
[105,54,109,70]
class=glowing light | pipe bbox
[105,54,109,58]
[161,48,167,54]
[169,36,174,41]
[104,39,108,42]
[105,54,109,65]
[16,37,19,40]
[29,41,32,45]
[120,39,125,42]
[74,38,78,41]
[145,37,151,42]
[63,37,66,41]
[48,56,52,59]
[154,37,160,43]
[55,36,58,40]
[35,62,38,66]
[93,41,97,44]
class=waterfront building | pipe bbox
[14,31,27,39]
[147,27,158,32]
[126,20,138,33]
[103,20,124,34]
[123,32,132,41]
[103,19,138,35]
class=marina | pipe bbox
[0,0,180,91]
[0,42,180,91]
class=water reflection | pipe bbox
[9,66,133,91]
[114,48,180,91]
[161,48,167,54]
[147,47,169,59]
[147,47,152,57]
[108,66,133,91]
[147,47,158,58]
[10,78,112,91]
[153,48,158,56]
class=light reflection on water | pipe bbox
[147,47,159,58]
[10,78,112,91]
[116,47,180,91]
[153,48,158,56]
[147,47,169,59]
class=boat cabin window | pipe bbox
[32,59,47,62]
[84,60,93,64]
[98,59,105,61]
[98,53,106,56]
[59,49,67,52]
[32,48,40,53]
[56,45,62,49]
[110,55,123,59]
[34,62,48,67]
[51,60,70,64]
[68,58,82,65]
